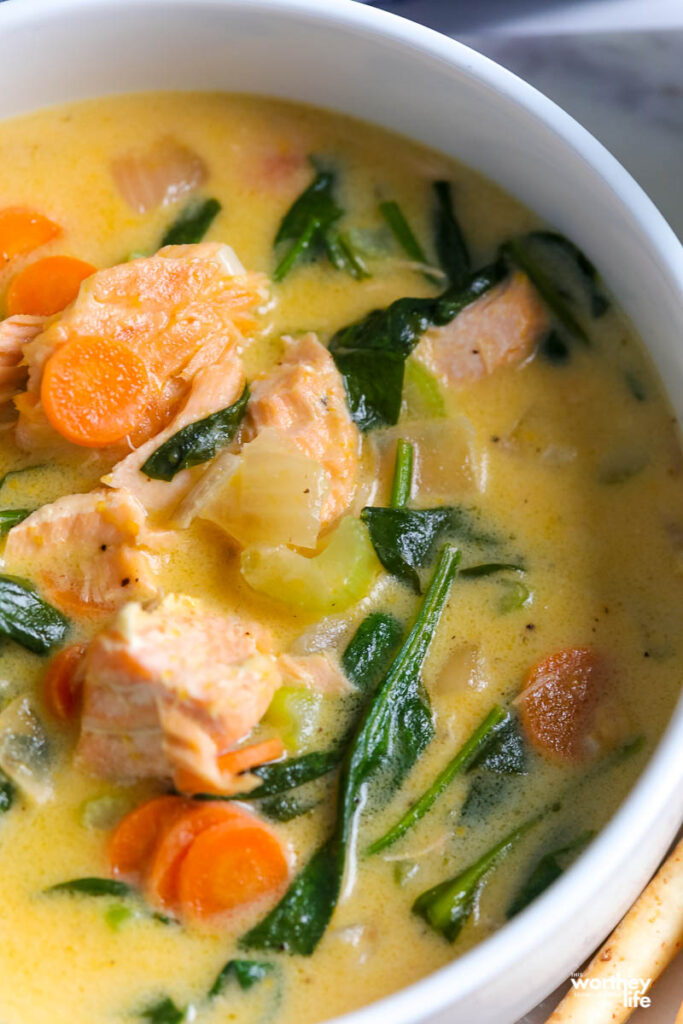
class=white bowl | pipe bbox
[1,1,682,1022]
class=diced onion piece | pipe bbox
[197,429,328,549]
[111,136,207,214]
[0,697,52,804]
[380,417,481,498]
[436,644,488,696]
[172,450,240,529]
[241,516,381,613]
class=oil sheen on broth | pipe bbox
[0,93,680,1024]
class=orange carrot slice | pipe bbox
[146,802,252,909]
[109,795,191,882]
[518,646,608,762]
[178,819,289,919]
[174,737,285,796]
[0,207,61,263]
[41,335,151,447]
[6,256,96,316]
[43,643,86,721]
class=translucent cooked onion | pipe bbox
[179,429,328,550]
[111,136,207,214]
[0,697,52,804]
[379,416,482,498]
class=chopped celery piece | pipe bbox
[241,517,380,613]
[499,580,531,613]
[401,358,446,421]
[199,429,327,549]
[263,686,323,753]
[79,793,132,830]
[104,902,135,931]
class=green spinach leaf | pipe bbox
[361,507,455,592]
[46,877,134,897]
[161,197,221,247]
[501,236,588,343]
[466,713,528,774]
[341,611,403,693]
[413,813,541,942]
[141,383,249,481]
[0,769,15,813]
[241,545,460,956]
[329,261,506,430]
[506,829,595,918]
[367,705,509,854]
[0,509,32,535]
[139,997,186,1024]
[0,575,69,655]
[528,231,609,318]
[433,181,470,288]
[209,959,273,998]
[273,168,342,281]
[324,230,370,280]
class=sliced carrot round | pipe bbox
[0,207,61,263]
[41,335,151,447]
[6,256,96,316]
[146,802,252,909]
[519,647,608,762]
[109,795,191,881]
[178,820,289,920]
[43,642,86,721]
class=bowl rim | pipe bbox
[1,2,682,1023]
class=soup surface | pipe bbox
[0,93,681,1024]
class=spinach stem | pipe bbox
[367,705,509,854]
[273,217,320,282]
[413,812,542,942]
[390,439,414,509]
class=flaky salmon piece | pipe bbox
[76,595,282,791]
[248,333,360,526]
[14,242,266,452]
[3,488,168,615]
[415,271,549,386]
[102,348,246,516]
[0,315,46,406]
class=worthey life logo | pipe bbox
[570,971,653,1009]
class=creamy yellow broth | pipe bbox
[0,93,681,1024]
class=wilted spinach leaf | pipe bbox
[161,197,221,246]
[361,507,455,591]
[506,830,594,918]
[0,575,69,655]
[329,261,506,430]
[273,168,342,281]
[209,958,273,997]
[467,714,528,774]
[46,877,134,897]
[141,383,249,481]
[433,181,470,288]
[341,611,403,692]
[241,546,459,956]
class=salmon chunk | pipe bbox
[76,595,282,791]
[248,333,360,526]
[14,242,266,451]
[0,315,46,405]
[3,488,167,614]
[415,272,549,386]
[102,348,246,516]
